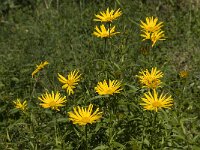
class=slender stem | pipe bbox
[31,77,38,97]
[154,112,157,127]
[104,38,107,56]
[108,23,111,38]
[108,97,112,149]
[44,0,49,9]
[56,0,59,11]
[85,124,88,150]
[108,23,113,59]
[150,111,157,148]
[54,111,58,146]
[140,112,145,149]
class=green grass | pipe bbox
[0,0,200,149]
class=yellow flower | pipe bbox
[179,70,189,78]
[140,89,173,112]
[58,70,81,95]
[140,16,163,33]
[95,80,122,95]
[151,30,165,47]
[32,61,49,78]
[137,67,163,89]
[38,91,67,111]
[93,24,120,38]
[68,104,102,126]
[141,30,151,40]
[141,30,165,47]
[94,8,122,22]
[13,99,27,112]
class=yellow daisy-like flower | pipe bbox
[57,70,81,95]
[141,30,151,40]
[95,80,122,95]
[151,30,165,47]
[94,8,122,22]
[179,70,189,78]
[93,24,120,38]
[32,61,49,78]
[13,99,27,112]
[68,104,102,126]
[38,91,67,111]
[140,89,173,112]
[141,30,165,47]
[137,67,164,89]
[140,16,163,33]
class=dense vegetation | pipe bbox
[0,0,200,149]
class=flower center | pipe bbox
[102,32,109,37]
[49,101,57,107]
[152,101,161,107]
[147,79,160,88]
[81,117,90,123]
[105,88,114,95]
[147,26,155,32]
[67,80,74,86]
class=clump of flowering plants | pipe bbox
[140,16,165,47]
[3,2,199,150]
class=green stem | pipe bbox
[104,38,107,52]
[108,97,112,149]
[54,112,58,146]
[56,0,59,11]
[108,23,113,60]
[154,112,157,127]
[140,112,145,149]
[150,111,157,148]
[108,23,111,38]
[104,38,107,59]
[31,77,38,98]
[85,124,88,150]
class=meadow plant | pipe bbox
[137,67,164,89]
[38,91,67,111]
[68,104,102,149]
[0,1,199,150]
[140,89,173,112]
[140,16,165,47]
[31,61,49,78]
[57,70,81,95]
[13,99,27,112]
[93,7,122,57]
[95,79,122,95]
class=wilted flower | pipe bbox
[95,80,122,95]
[32,61,49,78]
[140,89,173,112]
[68,104,102,126]
[93,24,120,38]
[58,70,81,95]
[94,8,122,22]
[137,67,163,89]
[179,70,189,78]
[38,91,67,111]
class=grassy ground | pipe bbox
[0,0,200,149]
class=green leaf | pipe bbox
[89,95,109,101]
[144,138,150,146]
[112,141,126,149]
[57,118,68,123]
[93,145,109,150]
